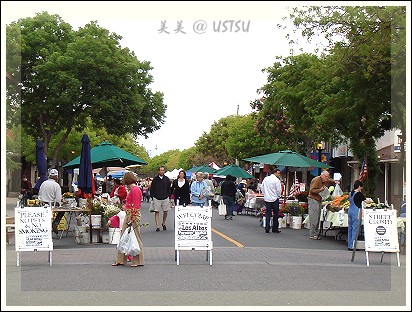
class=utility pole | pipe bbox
[236,104,239,165]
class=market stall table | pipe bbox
[303,208,406,242]
[244,193,265,215]
[51,207,92,243]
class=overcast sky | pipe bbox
[2,1,331,156]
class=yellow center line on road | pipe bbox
[212,228,244,248]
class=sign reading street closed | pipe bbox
[363,208,399,252]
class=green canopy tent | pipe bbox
[243,150,333,201]
[213,164,253,179]
[190,164,216,174]
[187,165,201,172]
[243,150,333,169]
[63,141,147,170]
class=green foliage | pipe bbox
[177,147,198,170]
[6,12,166,168]
[6,126,22,171]
[275,5,407,195]
[142,150,181,177]
[195,115,237,162]
[225,114,270,160]
[254,53,338,155]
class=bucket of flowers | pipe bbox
[287,203,305,229]
[90,198,105,215]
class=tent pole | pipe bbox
[284,167,289,205]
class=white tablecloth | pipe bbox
[303,208,405,231]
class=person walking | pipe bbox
[261,167,282,233]
[38,169,62,235]
[20,175,33,204]
[190,172,209,207]
[171,170,191,206]
[347,180,370,251]
[112,172,144,267]
[150,166,171,231]
[203,172,215,206]
[307,170,336,240]
[220,174,237,220]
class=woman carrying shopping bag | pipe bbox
[112,172,144,267]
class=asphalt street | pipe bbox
[3,196,409,310]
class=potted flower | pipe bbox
[89,198,104,228]
[62,192,75,198]
[62,191,77,207]
[287,203,305,229]
[102,203,121,220]
[90,198,104,215]
[287,203,305,216]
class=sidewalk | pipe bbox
[5,243,407,307]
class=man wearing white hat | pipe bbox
[39,168,62,234]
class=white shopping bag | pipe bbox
[117,226,140,256]
[218,200,226,216]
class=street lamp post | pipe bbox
[317,141,325,176]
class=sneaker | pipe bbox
[156,228,160,232]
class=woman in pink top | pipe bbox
[112,172,144,267]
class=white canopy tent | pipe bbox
[164,168,184,180]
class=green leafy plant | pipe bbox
[287,203,305,216]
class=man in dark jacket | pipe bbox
[150,166,171,231]
[220,174,237,220]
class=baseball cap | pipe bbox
[49,169,58,176]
